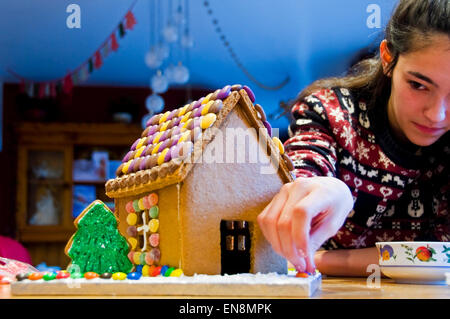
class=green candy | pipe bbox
[43,272,57,281]
[149,205,159,219]
[164,267,175,277]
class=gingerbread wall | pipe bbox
[179,104,287,276]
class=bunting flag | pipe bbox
[8,5,137,99]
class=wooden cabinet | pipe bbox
[15,123,141,268]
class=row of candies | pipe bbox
[126,192,161,266]
[13,264,183,282]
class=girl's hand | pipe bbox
[257,176,354,273]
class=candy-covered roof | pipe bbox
[105,84,294,198]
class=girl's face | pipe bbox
[383,34,450,147]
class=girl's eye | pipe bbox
[408,80,426,91]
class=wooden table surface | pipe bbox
[1,276,448,299]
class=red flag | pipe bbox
[94,50,103,69]
[63,74,73,95]
[125,11,137,30]
[110,32,119,51]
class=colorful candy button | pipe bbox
[151,266,162,277]
[127,272,142,280]
[100,273,112,279]
[149,205,159,219]
[160,265,169,276]
[28,272,44,281]
[16,273,30,281]
[170,269,183,277]
[133,252,142,265]
[128,237,138,250]
[149,248,161,263]
[296,272,309,278]
[164,267,175,277]
[84,272,99,280]
[149,233,160,247]
[125,201,135,213]
[148,193,158,206]
[142,265,151,277]
[272,136,285,155]
[43,272,57,281]
[126,213,137,225]
[112,272,127,280]
[149,219,159,232]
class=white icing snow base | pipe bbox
[11,272,322,297]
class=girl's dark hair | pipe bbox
[295,0,450,110]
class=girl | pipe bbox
[258,0,449,276]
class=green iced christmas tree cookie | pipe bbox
[65,200,133,274]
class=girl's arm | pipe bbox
[314,247,380,277]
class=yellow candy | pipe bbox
[122,160,132,174]
[138,198,146,210]
[152,132,164,144]
[272,137,285,155]
[170,269,183,277]
[134,146,146,159]
[127,213,137,225]
[133,252,142,265]
[202,93,213,104]
[178,104,189,117]
[142,265,150,277]
[159,111,171,124]
[149,219,159,233]
[112,272,127,280]
[128,237,137,250]
[180,112,192,123]
[159,121,170,132]
[201,101,214,115]
[200,113,217,129]
[136,138,146,150]
[157,148,169,165]
[152,142,163,155]
[177,130,191,144]
[182,118,193,129]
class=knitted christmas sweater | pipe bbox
[285,87,449,249]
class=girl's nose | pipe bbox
[424,98,447,123]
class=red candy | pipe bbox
[296,272,309,278]
[151,266,162,277]
[56,271,71,279]
[126,201,135,213]
[147,193,158,206]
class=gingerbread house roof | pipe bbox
[105,85,295,198]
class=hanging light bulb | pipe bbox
[181,32,194,48]
[145,93,165,113]
[173,4,185,25]
[150,70,169,93]
[173,61,190,84]
[145,46,163,69]
[163,63,177,84]
[162,23,178,43]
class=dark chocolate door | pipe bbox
[220,220,251,275]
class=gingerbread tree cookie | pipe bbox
[65,200,133,274]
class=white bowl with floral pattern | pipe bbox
[375,242,450,285]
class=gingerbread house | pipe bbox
[105,85,295,276]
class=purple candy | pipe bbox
[159,138,171,151]
[217,85,231,100]
[193,107,203,118]
[122,150,134,163]
[139,155,149,170]
[192,98,204,109]
[147,114,161,126]
[164,149,172,162]
[131,139,140,151]
[263,120,272,137]
[172,116,182,126]
[146,125,159,136]
[128,159,136,173]
[243,85,255,103]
